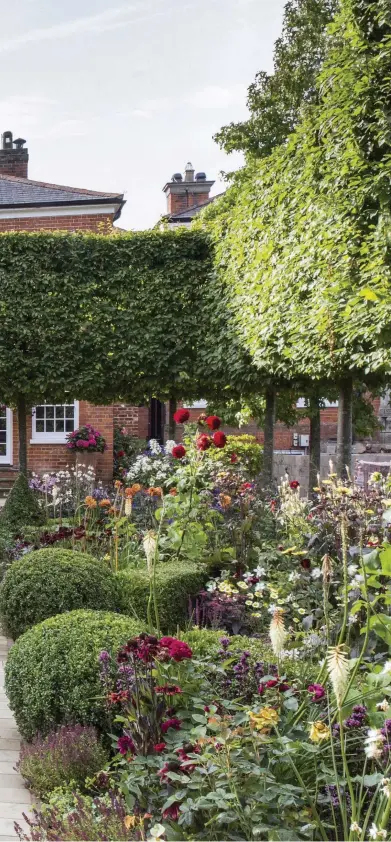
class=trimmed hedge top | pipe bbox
[118,561,208,631]
[0,548,119,639]
[5,609,143,739]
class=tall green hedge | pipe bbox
[117,562,208,630]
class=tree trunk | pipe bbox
[337,377,353,479]
[17,394,28,476]
[262,387,276,487]
[309,399,321,494]
[168,397,177,441]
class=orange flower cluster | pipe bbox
[85,495,97,509]
[169,488,178,496]
[146,487,163,497]
[219,494,232,509]
[125,483,142,497]
[99,498,111,508]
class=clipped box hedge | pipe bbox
[5,609,143,740]
[117,561,208,630]
[0,548,119,639]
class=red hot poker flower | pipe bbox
[213,431,227,449]
[173,408,190,424]
[172,445,186,459]
[206,415,222,430]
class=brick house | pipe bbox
[0,130,128,487]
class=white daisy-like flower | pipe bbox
[347,563,359,576]
[254,566,266,578]
[377,699,390,712]
[311,567,322,580]
[350,822,362,834]
[348,614,359,625]
[365,729,385,759]
[381,777,391,798]
[254,581,266,593]
[268,603,277,614]
[369,823,387,840]
[288,571,301,583]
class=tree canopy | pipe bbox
[214,0,337,159]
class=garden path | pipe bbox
[0,635,32,840]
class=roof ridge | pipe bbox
[0,173,122,199]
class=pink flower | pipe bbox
[81,440,90,448]
[159,637,193,662]
[76,440,84,448]
[308,683,326,702]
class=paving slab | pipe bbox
[0,635,32,834]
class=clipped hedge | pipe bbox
[5,610,143,739]
[0,474,43,535]
[0,548,119,639]
[117,561,209,630]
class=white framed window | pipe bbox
[183,400,207,409]
[31,401,79,444]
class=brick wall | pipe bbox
[0,213,115,233]
[11,401,114,482]
[113,404,149,439]
[167,191,210,216]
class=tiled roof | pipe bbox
[0,174,123,208]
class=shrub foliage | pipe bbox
[118,561,208,630]
[0,548,119,639]
[5,609,143,739]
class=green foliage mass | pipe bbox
[215,0,337,159]
[0,474,43,536]
[0,229,212,408]
[117,562,209,630]
[203,0,391,386]
[0,548,119,639]
[205,434,263,477]
[5,610,143,739]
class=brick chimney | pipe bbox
[163,162,214,216]
[0,131,28,178]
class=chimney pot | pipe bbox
[0,130,29,178]
[184,161,195,182]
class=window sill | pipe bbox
[30,438,69,445]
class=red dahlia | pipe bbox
[172,444,186,459]
[173,408,190,424]
[197,434,211,451]
[290,480,300,489]
[213,431,227,449]
[206,415,222,430]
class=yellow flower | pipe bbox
[85,495,97,509]
[124,816,137,830]
[298,608,306,615]
[248,707,279,731]
[309,721,330,743]
[237,581,248,591]
[114,480,123,489]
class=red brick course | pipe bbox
[0,214,115,232]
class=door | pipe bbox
[148,399,165,444]
[0,406,12,464]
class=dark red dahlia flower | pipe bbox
[197,434,212,451]
[153,742,166,753]
[308,683,326,702]
[117,735,135,755]
[206,415,222,430]
[300,558,311,570]
[290,480,300,489]
[213,431,227,449]
[162,802,181,821]
[160,636,193,662]
[161,717,182,734]
[173,408,190,424]
[172,444,186,459]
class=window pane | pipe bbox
[55,406,64,416]
[0,444,5,455]
[65,419,75,432]
[0,418,6,431]
[0,431,5,442]
[46,420,54,432]
[46,406,54,419]
[36,420,45,432]
[65,405,74,418]
[35,407,45,419]
[56,420,65,432]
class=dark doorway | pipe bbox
[149,399,165,444]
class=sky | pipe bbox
[0,0,286,230]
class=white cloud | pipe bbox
[129,109,152,119]
[0,95,53,129]
[186,84,247,110]
[0,3,155,53]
